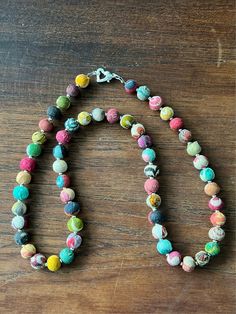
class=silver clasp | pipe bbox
[87,67,125,84]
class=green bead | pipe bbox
[67,216,84,232]
[56,96,71,111]
[59,247,75,264]
[120,114,135,129]
[32,131,47,144]
[205,241,220,256]
[11,201,27,216]
[186,141,202,156]
[26,143,42,157]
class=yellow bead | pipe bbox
[75,74,90,88]
[77,111,92,126]
[32,131,47,144]
[160,106,174,121]
[16,171,32,185]
[47,255,61,272]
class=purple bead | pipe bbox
[138,135,152,149]
[66,84,80,97]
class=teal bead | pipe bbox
[26,143,42,157]
[205,241,220,256]
[200,167,215,182]
[53,145,68,159]
[156,239,172,255]
[136,86,151,101]
[142,148,156,163]
[59,247,75,264]
[65,118,80,132]
[13,185,29,201]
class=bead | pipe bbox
[169,117,184,130]
[144,164,159,177]
[131,123,145,140]
[56,174,71,188]
[146,193,161,209]
[14,231,29,245]
[26,143,42,158]
[16,171,31,185]
[156,239,172,255]
[52,159,68,174]
[148,210,163,225]
[193,155,209,170]
[47,105,62,120]
[20,157,36,172]
[56,130,71,144]
[205,241,220,256]
[208,196,224,211]
[136,86,151,101]
[120,114,135,129]
[30,253,46,269]
[195,251,210,267]
[11,215,25,230]
[204,182,220,196]
[151,224,167,239]
[186,141,202,156]
[144,178,159,195]
[21,244,36,259]
[66,84,80,97]
[64,201,80,216]
[210,211,226,227]
[77,111,92,126]
[106,108,120,124]
[47,255,61,272]
[32,131,47,144]
[137,135,152,149]
[178,129,192,143]
[38,118,54,132]
[149,96,163,111]
[124,79,137,94]
[59,247,75,264]
[200,167,215,182]
[11,201,27,216]
[67,216,84,232]
[91,108,105,122]
[167,251,182,266]
[142,148,156,163]
[65,118,80,132]
[208,226,225,241]
[53,144,68,159]
[182,256,196,272]
[60,188,75,203]
[160,106,174,121]
[66,233,82,250]
[13,185,29,201]
[56,96,71,111]
[75,74,90,88]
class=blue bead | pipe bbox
[64,202,80,216]
[149,211,164,224]
[14,231,29,245]
[65,118,80,132]
[53,144,68,159]
[156,239,172,255]
[200,167,215,182]
[13,185,29,201]
[136,86,151,101]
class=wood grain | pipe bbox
[0,1,235,313]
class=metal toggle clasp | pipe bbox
[87,67,125,84]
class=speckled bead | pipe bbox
[66,84,80,97]
[47,255,61,272]
[60,188,75,203]
[106,108,120,124]
[178,129,192,143]
[13,185,29,201]
[67,216,84,232]
[91,108,105,122]
[152,224,168,239]
[26,143,42,157]
[131,123,145,140]
[32,131,47,144]
[144,164,159,177]
[156,239,172,255]
[144,178,159,195]
[210,211,226,227]
[11,201,27,216]
[14,231,29,245]
[38,118,54,132]
[136,85,150,101]
[56,174,71,188]
[30,253,46,269]
[21,244,36,259]
[120,114,135,129]
[11,215,25,230]
[16,171,31,185]
[195,251,210,267]
[64,201,80,216]
[59,247,75,264]
[75,74,90,88]
[149,96,163,111]
[20,157,36,172]
[137,135,152,149]
[200,167,215,182]
[160,106,174,121]
[56,96,71,111]
[186,141,202,156]
[193,155,209,170]
[56,130,71,145]
[77,111,92,126]
[205,241,220,256]
[124,79,138,94]
[66,233,82,250]
[142,148,156,163]
[167,251,182,266]
[208,196,224,211]
[208,226,225,241]
[53,144,68,159]
[169,117,184,130]
[148,210,163,225]
[181,256,196,272]
[146,193,161,209]
[47,105,62,120]
[204,182,220,196]
[52,159,68,174]
[65,118,80,132]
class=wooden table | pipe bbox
[0,1,235,313]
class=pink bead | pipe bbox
[208,196,224,211]
[20,157,36,172]
[137,135,152,149]
[144,178,159,195]
[167,251,182,266]
[106,108,120,124]
[60,188,75,203]
[38,118,54,132]
[149,96,164,111]
[56,130,71,144]
[169,117,184,130]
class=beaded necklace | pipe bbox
[11,68,225,272]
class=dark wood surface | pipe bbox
[0,1,235,313]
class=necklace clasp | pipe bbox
[87,67,125,84]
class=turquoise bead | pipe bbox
[53,145,68,159]
[156,239,172,255]
[136,86,151,101]
[13,185,29,201]
[142,148,156,163]
[59,247,75,264]
[65,118,79,132]
[200,167,215,182]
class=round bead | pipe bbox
[131,123,145,140]
[152,224,167,239]
[56,96,70,111]
[142,148,156,163]
[13,185,29,201]
[59,247,75,264]
[148,210,163,225]
[77,111,92,126]
[146,193,161,209]
[200,167,215,182]
[169,117,184,130]
[210,211,226,227]
[120,114,135,129]
[193,155,209,170]
[16,171,31,185]
[66,233,82,250]
[30,253,46,269]
[67,217,84,232]
[56,174,70,188]
[60,188,75,203]
[136,86,151,101]
[144,164,159,178]
[144,178,159,195]
[52,159,68,174]
[149,96,163,111]
[26,143,42,157]
[208,196,224,211]
[167,251,182,266]
[53,144,68,159]
[106,108,120,124]
[182,256,196,272]
[47,255,61,272]
[11,216,25,230]
[160,106,174,121]
[47,105,62,120]
[32,131,46,144]
[205,241,220,256]
[178,129,192,143]
[138,135,152,149]
[91,108,105,122]
[75,74,90,88]
[11,201,27,216]
[66,83,80,97]
[208,226,225,241]
[186,141,202,156]
[156,239,172,255]
[14,231,29,245]
[38,118,54,132]
[56,130,71,145]
[21,244,36,259]
[204,182,220,196]
[124,79,138,94]
[20,157,36,172]
[65,118,80,132]
[195,251,210,267]
[64,201,80,216]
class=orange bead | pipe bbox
[204,182,220,196]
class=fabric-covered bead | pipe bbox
[151,224,167,239]
[13,185,29,201]
[77,111,92,126]
[182,256,196,272]
[124,79,138,94]
[14,231,29,245]
[146,193,161,209]
[47,105,62,120]
[186,141,202,156]
[144,178,159,195]
[178,129,192,143]
[53,144,68,159]
[144,164,159,177]
[195,251,210,267]
[65,118,80,132]
[26,143,42,157]
[137,135,152,149]
[142,148,156,163]
[160,106,174,121]
[66,83,80,97]
[131,123,145,140]
[56,174,70,188]
[106,108,120,124]
[169,117,184,130]
[75,74,90,88]
[66,233,82,250]
[167,251,182,266]
[47,255,61,272]
[38,118,54,132]
[64,201,80,216]
[20,157,36,172]
[156,239,172,255]
[136,86,151,101]
[53,159,68,174]
[205,241,220,256]
[32,131,47,144]
[67,216,84,232]
[21,244,36,259]
[11,201,27,216]
[208,226,225,241]
[60,188,75,203]
[149,96,163,111]
[200,167,215,182]
[59,247,75,264]
[193,155,209,170]
[30,253,46,269]
[56,130,71,145]
[16,171,31,185]
[210,211,226,227]
[56,96,70,111]
[148,210,163,225]
[204,182,220,196]
[208,196,224,211]
[11,216,25,230]
[120,114,135,129]
[91,108,105,122]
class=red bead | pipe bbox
[39,118,54,132]
[20,157,36,172]
[169,117,184,130]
